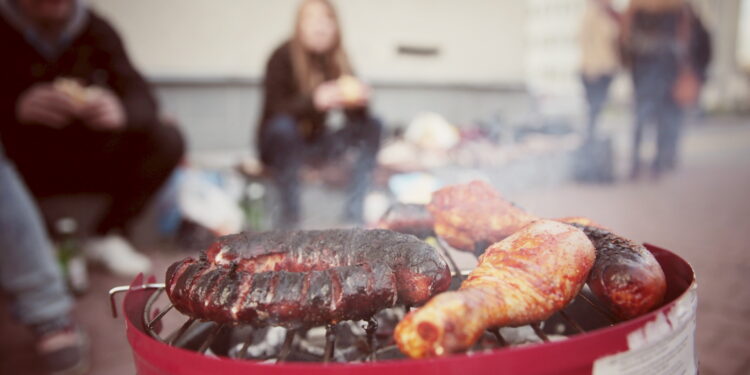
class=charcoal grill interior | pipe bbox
[109,239,621,364]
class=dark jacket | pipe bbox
[688,8,711,82]
[625,6,711,80]
[0,10,158,156]
[257,41,367,143]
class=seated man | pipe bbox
[0,142,87,375]
[0,0,184,276]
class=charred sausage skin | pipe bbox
[569,223,667,320]
[165,229,451,328]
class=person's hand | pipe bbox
[16,84,78,128]
[337,75,370,108]
[79,87,126,130]
[313,81,344,111]
[345,83,370,108]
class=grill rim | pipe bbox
[117,243,695,374]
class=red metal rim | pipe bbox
[120,244,695,375]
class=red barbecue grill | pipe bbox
[109,243,697,375]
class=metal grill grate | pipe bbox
[109,240,618,363]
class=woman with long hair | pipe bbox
[257,0,381,227]
[623,0,705,179]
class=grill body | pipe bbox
[120,244,696,375]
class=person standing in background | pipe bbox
[579,0,621,141]
[257,0,382,228]
[0,0,185,276]
[685,4,712,94]
[622,0,709,179]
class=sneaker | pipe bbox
[83,235,152,277]
[35,324,89,375]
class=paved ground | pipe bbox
[1,116,749,375]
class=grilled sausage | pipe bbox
[165,229,451,328]
[567,223,667,320]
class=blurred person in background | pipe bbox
[257,0,382,228]
[622,0,711,179]
[0,0,185,276]
[579,0,621,141]
[683,4,711,101]
[0,143,88,374]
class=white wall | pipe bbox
[691,0,748,110]
[738,0,750,70]
[88,0,527,85]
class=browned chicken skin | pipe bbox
[428,180,537,252]
[394,220,596,358]
[425,181,667,321]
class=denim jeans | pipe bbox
[0,143,72,326]
[582,74,614,140]
[632,58,683,176]
[259,114,382,227]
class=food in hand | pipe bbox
[337,74,366,104]
[53,77,99,107]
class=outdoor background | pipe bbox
[1,1,749,374]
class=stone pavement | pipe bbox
[1,116,749,375]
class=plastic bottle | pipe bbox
[55,217,89,295]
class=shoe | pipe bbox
[83,235,152,277]
[35,323,89,375]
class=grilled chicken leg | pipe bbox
[394,220,595,358]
